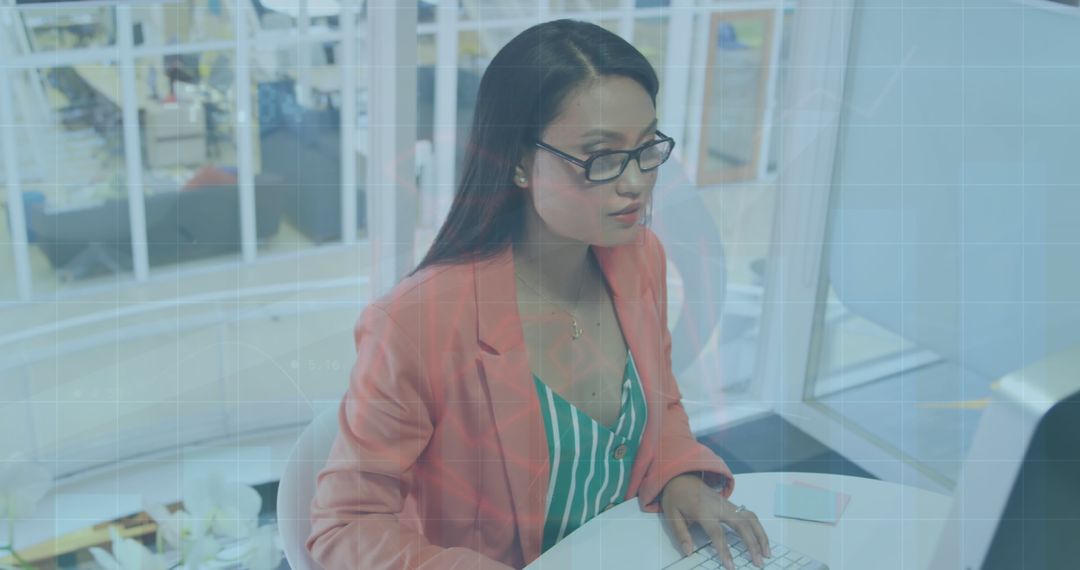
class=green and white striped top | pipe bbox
[532,348,649,553]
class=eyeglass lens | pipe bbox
[588,139,674,181]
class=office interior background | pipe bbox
[0,0,1077,567]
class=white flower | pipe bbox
[239,524,283,570]
[182,533,222,569]
[182,472,262,540]
[145,502,192,549]
[144,503,218,567]
[143,473,268,568]
[197,524,282,570]
[89,526,167,570]
[0,453,52,520]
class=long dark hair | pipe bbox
[407,19,659,278]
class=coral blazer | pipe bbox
[307,227,735,569]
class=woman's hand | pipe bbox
[659,473,772,570]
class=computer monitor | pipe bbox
[929,345,1080,569]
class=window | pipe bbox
[0,0,373,479]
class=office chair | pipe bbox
[650,154,728,382]
[277,407,338,570]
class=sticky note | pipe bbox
[792,480,850,522]
[773,482,840,524]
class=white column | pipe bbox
[684,9,711,185]
[0,65,32,300]
[116,5,150,280]
[754,1,940,489]
[762,0,854,411]
[297,0,311,107]
[659,0,695,149]
[618,0,635,42]
[433,0,459,227]
[235,0,257,262]
[340,1,359,244]
[367,0,417,297]
[756,3,786,181]
[5,2,52,186]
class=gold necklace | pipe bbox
[514,263,587,341]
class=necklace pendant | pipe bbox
[571,319,583,340]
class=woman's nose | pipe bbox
[617,161,651,194]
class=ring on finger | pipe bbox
[734,504,747,514]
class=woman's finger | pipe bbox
[745,510,772,558]
[728,515,764,568]
[700,519,735,570]
[663,504,695,556]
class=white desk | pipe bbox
[526,472,952,570]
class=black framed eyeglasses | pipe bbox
[534,130,676,183]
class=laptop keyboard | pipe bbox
[663,527,827,570]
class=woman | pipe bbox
[307,19,771,570]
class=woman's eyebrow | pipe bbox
[580,118,659,141]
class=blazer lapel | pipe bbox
[474,247,547,564]
[473,239,650,564]
[592,242,664,499]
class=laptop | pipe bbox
[929,345,1080,570]
[524,492,828,570]
[662,526,827,570]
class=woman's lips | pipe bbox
[610,207,640,224]
[609,204,641,216]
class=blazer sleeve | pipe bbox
[635,231,736,513]
[306,304,513,570]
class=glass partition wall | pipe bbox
[767,0,1080,494]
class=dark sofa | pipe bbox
[28,176,285,280]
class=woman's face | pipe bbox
[516,75,659,247]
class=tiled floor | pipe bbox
[816,359,989,487]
